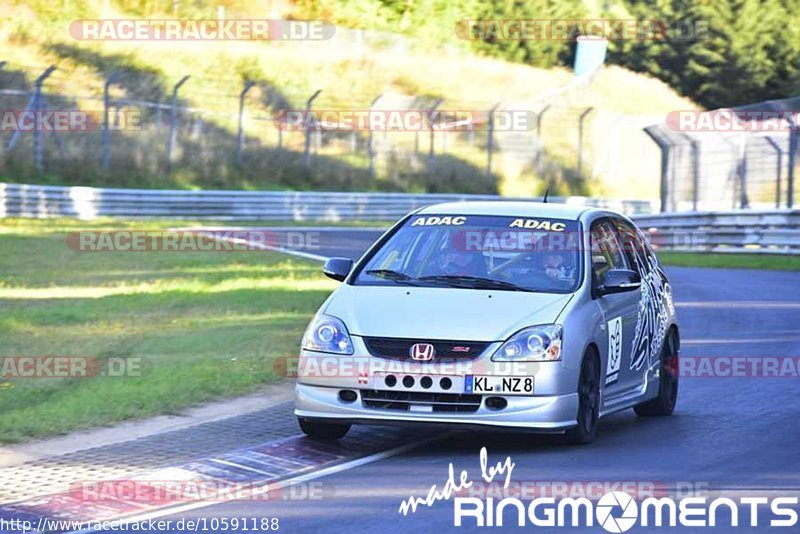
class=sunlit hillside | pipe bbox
[0,0,697,198]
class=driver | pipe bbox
[437,248,487,277]
[542,251,571,282]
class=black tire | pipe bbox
[564,350,601,445]
[634,329,679,417]
[298,417,351,440]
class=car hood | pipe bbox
[323,284,573,341]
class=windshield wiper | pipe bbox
[364,269,420,285]
[418,275,536,292]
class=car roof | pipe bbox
[416,201,600,220]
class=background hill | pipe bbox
[1,0,703,199]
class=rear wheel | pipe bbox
[634,329,679,416]
[564,350,601,445]
[298,417,351,440]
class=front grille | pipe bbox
[363,337,489,361]
[360,389,482,413]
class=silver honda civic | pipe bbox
[294,201,679,444]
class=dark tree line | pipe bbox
[301,0,800,109]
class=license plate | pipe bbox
[464,375,534,395]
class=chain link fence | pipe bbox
[3,59,796,212]
[0,60,662,199]
[644,96,800,212]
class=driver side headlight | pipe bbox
[301,314,354,355]
[491,324,562,362]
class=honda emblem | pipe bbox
[410,343,435,361]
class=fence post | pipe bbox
[7,66,56,170]
[738,135,749,209]
[167,75,190,165]
[103,71,124,171]
[534,105,550,173]
[764,136,783,208]
[577,107,594,177]
[368,93,383,178]
[236,81,256,166]
[427,99,443,174]
[643,126,670,213]
[681,134,700,211]
[789,119,797,208]
[486,103,499,179]
[32,66,57,170]
[8,65,56,170]
[304,90,321,167]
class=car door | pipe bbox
[589,218,642,397]
[613,217,670,384]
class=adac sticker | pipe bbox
[411,216,467,226]
[508,218,566,232]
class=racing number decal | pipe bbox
[606,316,623,385]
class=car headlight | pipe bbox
[491,324,562,362]
[301,314,354,355]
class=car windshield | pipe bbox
[354,214,582,293]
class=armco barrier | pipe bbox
[635,210,800,254]
[1,182,797,254]
[0,182,654,220]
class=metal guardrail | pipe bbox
[0,182,655,221]
[634,210,800,254]
[2,182,797,254]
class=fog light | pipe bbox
[440,377,452,390]
[420,376,433,389]
[485,396,507,410]
[385,375,397,387]
[338,390,357,403]
[402,375,415,388]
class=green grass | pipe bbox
[0,217,337,443]
[658,251,800,271]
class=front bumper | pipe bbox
[294,382,579,431]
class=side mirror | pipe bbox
[322,257,353,282]
[598,269,641,296]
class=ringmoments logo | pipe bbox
[452,492,800,529]
[595,491,638,532]
[397,448,799,531]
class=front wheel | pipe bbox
[564,350,601,445]
[634,329,679,416]
[298,417,351,440]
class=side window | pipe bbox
[613,218,644,272]
[590,219,628,286]
[613,218,656,275]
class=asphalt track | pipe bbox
[90,229,800,532]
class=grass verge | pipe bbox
[0,217,336,443]
[659,251,800,271]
